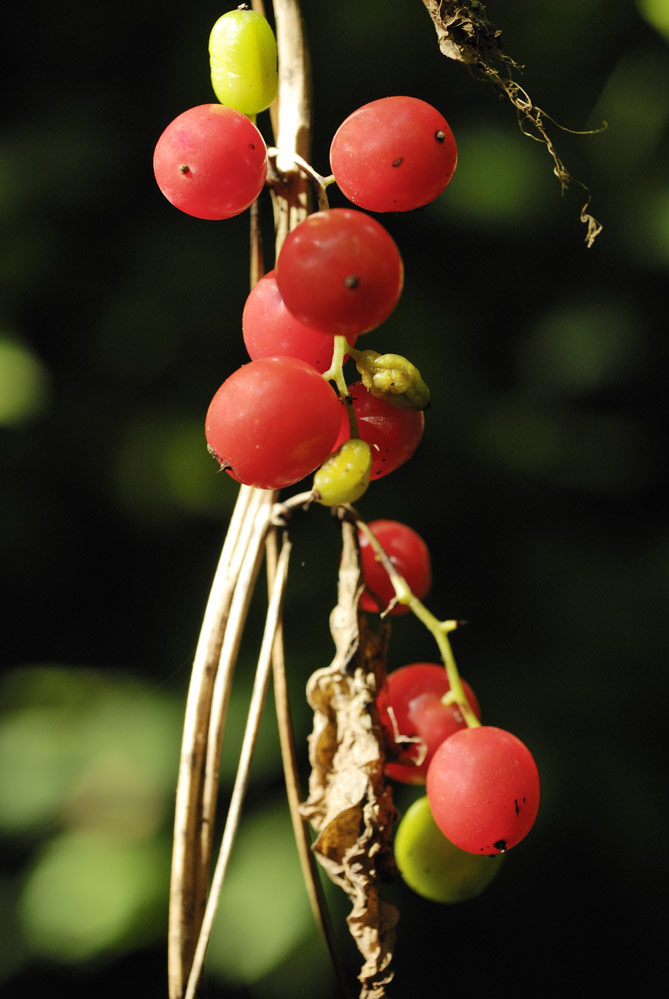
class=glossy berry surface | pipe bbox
[242,270,357,371]
[358,519,431,615]
[426,726,540,855]
[394,796,503,903]
[332,381,424,479]
[276,209,404,337]
[209,8,278,115]
[377,663,480,784]
[153,105,267,220]
[205,357,341,489]
[314,439,372,506]
[330,96,457,213]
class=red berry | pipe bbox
[426,726,540,855]
[276,208,404,337]
[330,96,457,213]
[205,357,341,489]
[358,519,431,616]
[242,270,357,370]
[153,104,267,220]
[377,663,481,783]
[332,381,424,480]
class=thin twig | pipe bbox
[199,489,276,883]
[168,484,258,999]
[266,527,353,999]
[184,532,293,999]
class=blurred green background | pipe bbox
[1,0,668,995]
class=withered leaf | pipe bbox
[301,520,398,999]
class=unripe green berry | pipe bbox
[394,796,503,903]
[314,438,372,506]
[209,8,278,116]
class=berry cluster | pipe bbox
[156,0,539,945]
[358,521,541,901]
[153,9,457,499]
[375,657,540,862]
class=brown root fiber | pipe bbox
[301,520,398,999]
[419,0,603,246]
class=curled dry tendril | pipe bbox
[419,0,604,246]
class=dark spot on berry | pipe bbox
[493,840,507,853]
[249,143,256,150]
[435,130,446,143]
[392,157,404,167]
[344,274,359,289]
[514,800,520,815]
[179,163,190,174]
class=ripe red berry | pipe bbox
[377,663,480,783]
[153,104,267,220]
[332,381,424,480]
[242,270,357,371]
[205,356,342,489]
[426,726,540,855]
[330,96,457,213]
[276,208,404,337]
[358,519,431,615]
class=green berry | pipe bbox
[314,438,372,506]
[209,8,278,116]
[394,796,503,903]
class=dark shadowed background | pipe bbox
[1,1,668,996]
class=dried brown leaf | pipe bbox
[301,521,398,999]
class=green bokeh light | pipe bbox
[206,799,317,986]
[0,336,49,425]
[19,829,167,961]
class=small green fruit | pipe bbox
[394,796,502,903]
[209,8,278,116]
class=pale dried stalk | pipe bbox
[199,489,276,884]
[168,483,261,997]
[266,528,353,999]
[184,530,293,999]
[269,0,312,244]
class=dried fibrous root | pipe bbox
[301,520,398,999]
[419,0,604,246]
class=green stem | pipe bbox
[349,511,480,729]
[322,334,348,397]
[322,335,359,438]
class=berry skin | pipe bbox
[394,796,503,903]
[276,209,404,337]
[358,519,431,616]
[332,381,424,480]
[330,96,457,213]
[205,356,341,490]
[426,726,540,855]
[209,8,278,115]
[377,663,480,784]
[242,270,357,371]
[314,439,372,506]
[153,105,267,220]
